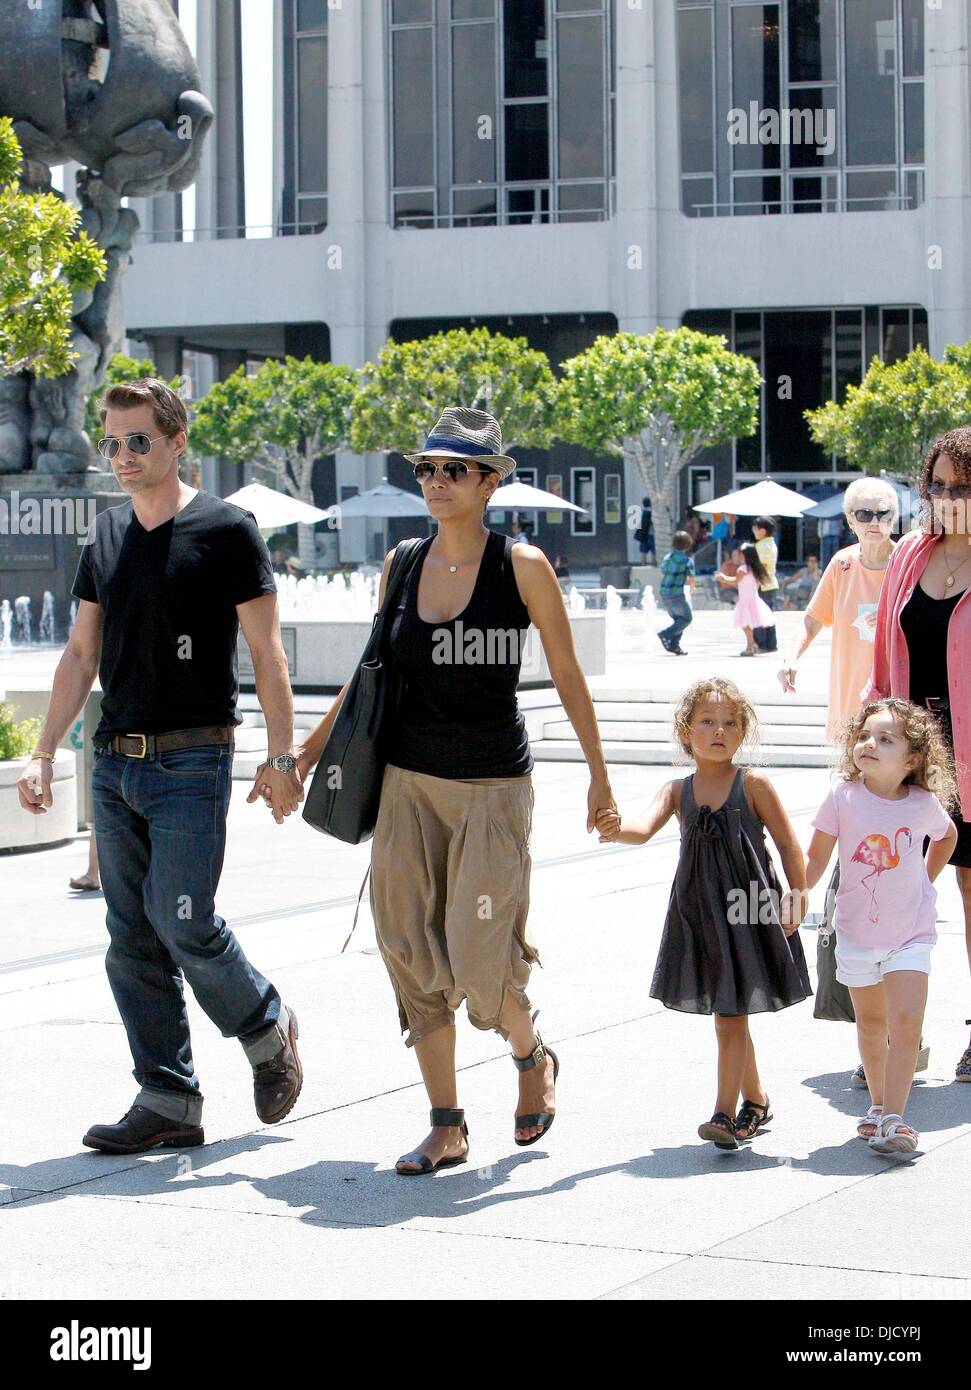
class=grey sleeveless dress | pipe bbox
[649,769,811,1016]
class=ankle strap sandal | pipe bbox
[512,1011,559,1148]
[395,1108,470,1177]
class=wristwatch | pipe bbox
[265,753,298,773]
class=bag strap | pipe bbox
[341,863,372,953]
[379,537,427,619]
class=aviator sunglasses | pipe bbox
[413,458,493,483]
[97,433,169,461]
[851,508,892,523]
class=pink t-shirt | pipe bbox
[811,780,952,949]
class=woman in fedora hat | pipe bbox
[296,406,617,1174]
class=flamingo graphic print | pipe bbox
[851,827,913,923]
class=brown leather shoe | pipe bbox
[252,1010,303,1123]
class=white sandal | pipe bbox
[857,1103,883,1140]
[869,1112,919,1154]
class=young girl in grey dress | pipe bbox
[596,678,811,1149]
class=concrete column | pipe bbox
[924,2,971,355]
[195,2,246,240]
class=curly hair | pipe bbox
[673,677,760,761]
[834,697,958,809]
[916,427,971,532]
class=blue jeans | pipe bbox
[659,594,693,646]
[92,743,284,1125]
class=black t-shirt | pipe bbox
[72,492,277,737]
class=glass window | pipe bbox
[787,0,837,82]
[881,309,911,363]
[394,191,435,228]
[731,5,781,171]
[913,308,929,350]
[393,28,435,187]
[845,0,897,167]
[902,0,923,76]
[571,468,595,536]
[297,37,327,192]
[732,174,781,214]
[834,309,863,401]
[453,0,494,15]
[557,16,605,179]
[506,185,549,223]
[682,176,715,216]
[297,0,328,30]
[557,0,601,11]
[452,24,497,183]
[296,195,328,232]
[453,187,497,226]
[503,0,548,98]
[764,311,831,472]
[393,0,432,21]
[677,7,713,176]
[791,172,838,212]
[903,167,923,209]
[903,82,923,165]
[557,183,606,220]
[505,102,550,181]
[786,86,838,168]
[845,169,897,211]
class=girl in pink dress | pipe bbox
[715,543,775,656]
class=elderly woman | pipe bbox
[296,407,618,1172]
[864,428,971,1083]
[778,478,898,742]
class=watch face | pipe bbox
[270,755,296,771]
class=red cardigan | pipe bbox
[862,529,971,818]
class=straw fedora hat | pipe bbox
[404,406,517,480]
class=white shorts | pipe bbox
[835,939,933,989]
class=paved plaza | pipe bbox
[2,614,969,1301]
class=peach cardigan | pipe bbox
[862,528,971,818]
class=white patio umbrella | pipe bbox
[223,482,333,529]
[486,479,587,514]
[336,479,431,556]
[692,478,817,519]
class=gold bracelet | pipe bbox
[31,749,56,761]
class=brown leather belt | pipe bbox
[98,726,234,759]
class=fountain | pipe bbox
[39,591,56,644]
[13,596,31,645]
[0,598,11,652]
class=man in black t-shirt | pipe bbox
[18,379,306,1154]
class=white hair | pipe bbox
[843,476,899,523]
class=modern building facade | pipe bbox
[119,0,971,564]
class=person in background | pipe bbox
[751,516,779,653]
[657,530,696,655]
[716,545,743,604]
[714,543,774,657]
[683,511,702,547]
[69,828,101,893]
[781,553,822,609]
[635,497,655,565]
[553,554,571,582]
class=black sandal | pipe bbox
[512,1014,559,1147]
[697,1112,738,1149]
[734,1098,772,1141]
[395,1108,470,1177]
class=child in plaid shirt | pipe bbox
[658,531,696,655]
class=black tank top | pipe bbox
[900,581,965,707]
[386,529,534,778]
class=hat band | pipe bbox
[421,433,495,457]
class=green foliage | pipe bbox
[351,327,562,456]
[0,119,106,378]
[190,356,357,498]
[84,353,186,449]
[805,344,971,477]
[0,703,42,761]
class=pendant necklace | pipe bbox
[943,547,971,588]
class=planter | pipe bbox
[0,749,77,853]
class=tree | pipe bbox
[0,118,105,377]
[84,352,186,450]
[560,328,761,556]
[350,327,562,456]
[805,344,971,478]
[191,356,357,568]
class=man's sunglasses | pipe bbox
[413,459,493,482]
[851,508,892,523]
[97,433,168,460]
[928,481,971,500]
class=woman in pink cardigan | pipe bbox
[864,428,971,1081]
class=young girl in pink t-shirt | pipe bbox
[806,698,957,1155]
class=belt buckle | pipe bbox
[125,733,148,758]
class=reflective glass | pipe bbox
[504,0,548,98]
[453,187,497,226]
[787,0,836,82]
[845,169,897,211]
[453,0,494,15]
[296,0,328,30]
[393,28,435,186]
[881,309,910,364]
[677,7,713,175]
[393,0,433,22]
[903,82,924,165]
[786,87,838,168]
[452,23,497,183]
[394,192,435,228]
[731,5,781,171]
[297,37,327,191]
[557,16,605,179]
[902,0,924,76]
[834,309,863,401]
[681,176,715,216]
[505,103,549,181]
[845,0,897,167]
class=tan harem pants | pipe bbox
[369,763,539,1047]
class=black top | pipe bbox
[900,580,966,708]
[72,492,277,737]
[386,529,533,778]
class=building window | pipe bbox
[389,0,614,228]
[282,0,328,234]
[676,0,924,217]
[571,466,596,535]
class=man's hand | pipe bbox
[247,763,304,824]
[17,757,53,814]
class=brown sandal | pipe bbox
[734,1098,772,1141]
[698,1112,738,1149]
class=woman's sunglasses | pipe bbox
[851,508,892,523]
[928,481,971,500]
[413,459,492,482]
[97,433,168,460]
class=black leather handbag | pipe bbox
[301,537,427,844]
[813,860,856,1024]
